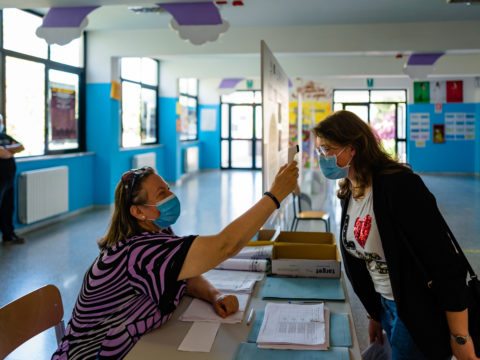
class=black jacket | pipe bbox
[0,132,17,180]
[340,171,468,359]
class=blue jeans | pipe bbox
[380,297,428,360]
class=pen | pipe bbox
[246,308,255,325]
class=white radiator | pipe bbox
[18,166,69,224]
[184,147,199,173]
[132,152,156,170]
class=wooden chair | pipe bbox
[291,192,330,232]
[0,284,65,359]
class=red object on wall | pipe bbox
[232,0,244,5]
[215,1,228,4]
[446,80,463,103]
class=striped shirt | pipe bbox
[52,228,196,360]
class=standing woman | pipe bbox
[312,110,477,360]
[52,162,298,360]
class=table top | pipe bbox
[125,273,362,360]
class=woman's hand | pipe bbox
[268,161,299,203]
[450,338,479,360]
[368,318,384,345]
[212,294,239,318]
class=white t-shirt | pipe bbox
[342,190,394,301]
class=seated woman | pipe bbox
[52,162,298,360]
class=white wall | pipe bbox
[86,20,480,83]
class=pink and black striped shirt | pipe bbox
[52,228,195,360]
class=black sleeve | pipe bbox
[387,173,468,311]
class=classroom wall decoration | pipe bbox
[409,113,430,144]
[289,101,331,169]
[433,124,445,144]
[430,81,446,104]
[413,82,430,103]
[445,113,475,140]
[446,81,463,103]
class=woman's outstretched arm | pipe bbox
[178,161,299,280]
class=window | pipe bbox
[120,57,159,147]
[333,89,407,162]
[179,78,198,141]
[1,9,85,157]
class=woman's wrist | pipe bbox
[264,191,281,209]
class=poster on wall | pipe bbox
[289,100,331,169]
[200,108,217,131]
[413,82,430,103]
[433,124,445,143]
[445,113,475,140]
[430,81,446,104]
[50,84,77,141]
[409,113,430,142]
[446,81,463,103]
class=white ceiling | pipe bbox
[2,0,480,31]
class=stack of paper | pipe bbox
[257,303,330,350]
[203,269,264,293]
[215,258,269,272]
[233,245,273,259]
[179,292,251,324]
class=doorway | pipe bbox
[221,91,262,169]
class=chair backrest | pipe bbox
[0,284,64,359]
[292,192,313,215]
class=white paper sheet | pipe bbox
[233,245,273,259]
[258,309,330,350]
[204,269,265,282]
[178,322,220,352]
[257,303,326,346]
[179,293,250,323]
[214,258,268,272]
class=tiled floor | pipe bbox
[1,169,479,359]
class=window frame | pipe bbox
[220,90,262,170]
[119,57,159,148]
[332,89,407,161]
[178,78,199,142]
[0,9,86,157]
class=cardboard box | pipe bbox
[271,243,341,278]
[247,230,335,246]
[274,231,335,245]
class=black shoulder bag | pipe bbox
[402,215,480,356]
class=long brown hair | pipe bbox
[312,110,411,200]
[98,167,155,250]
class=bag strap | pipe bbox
[400,207,478,287]
[435,210,478,280]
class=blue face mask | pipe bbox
[317,147,351,180]
[0,124,4,133]
[146,194,181,228]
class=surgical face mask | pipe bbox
[145,194,181,228]
[0,124,4,133]
[316,147,351,180]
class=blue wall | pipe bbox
[476,103,480,175]
[198,104,221,170]
[407,103,477,173]
[14,153,95,230]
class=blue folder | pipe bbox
[247,310,352,347]
[234,342,350,360]
[261,277,345,301]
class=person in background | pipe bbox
[312,110,477,360]
[0,114,25,245]
[53,162,299,360]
